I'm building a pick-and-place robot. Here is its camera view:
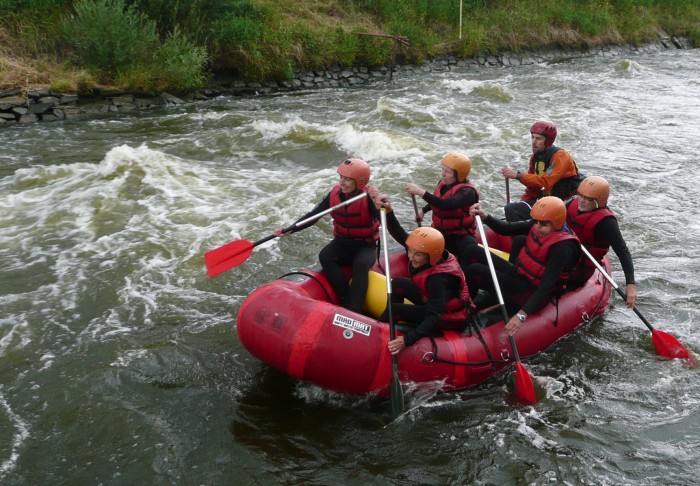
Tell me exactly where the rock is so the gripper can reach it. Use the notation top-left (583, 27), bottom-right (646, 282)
top-left (27, 88), bottom-right (50, 98)
top-left (160, 92), bottom-right (185, 105)
top-left (0, 88), bottom-right (22, 98)
top-left (0, 96), bottom-right (26, 110)
top-left (29, 102), bottom-right (56, 114)
top-left (100, 88), bottom-right (125, 96)
top-left (18, 114), bottom-right (39, 123)
top-left (60, 94), bottom-right (80, 104)
top-left (110, 95), bottom-right (136, 106)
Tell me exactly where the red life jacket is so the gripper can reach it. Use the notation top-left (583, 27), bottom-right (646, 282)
top-left (430, 181), bottom-right (478, 236)
top-left (567, 198), bottom-right (616, 268)
top-left (329, 186), bottom-right (379, 243)
top-left (409, 252), bottom-right (474, 328)
top-left (515, 227), bottom-right (579, 287)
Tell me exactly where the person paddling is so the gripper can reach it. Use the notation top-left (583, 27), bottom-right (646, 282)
top-left (465, 197), bottom-right (581, 336)
top-left (566, 176), bottom-right (636, 306)
top-left (501, 120), bottom-right (583, 222)
top-left (373, 195), bottom-right (474, 355)
top-left (406, 152), bottom-right (479, 259)
top-left (275, 158), bottom-right (381, 314)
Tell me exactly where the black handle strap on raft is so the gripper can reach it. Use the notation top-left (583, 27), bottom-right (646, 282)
top-left (550, 273), bottom-right (611, 327)
top-left (423, 315), bottom-right (510, 367)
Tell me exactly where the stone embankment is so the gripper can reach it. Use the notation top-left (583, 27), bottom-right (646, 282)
top-left (0, 35), bottom-right (690, 127)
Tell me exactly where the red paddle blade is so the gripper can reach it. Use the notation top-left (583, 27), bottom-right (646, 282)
top-left (514, 362), bottom-right (537, 404)
top-left (204, 239), bottom-right (254, 277)
top-left (651, 329), bottom-right (698, 365)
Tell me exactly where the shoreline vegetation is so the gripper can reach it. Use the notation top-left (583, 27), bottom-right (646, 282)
top-left (1, 0), bottom-right (699, 123)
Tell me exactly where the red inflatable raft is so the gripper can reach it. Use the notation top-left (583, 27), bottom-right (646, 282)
top-left (237, 245), bottom-right (612, 396)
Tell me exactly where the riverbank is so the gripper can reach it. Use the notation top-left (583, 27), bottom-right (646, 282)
top-left (0, 33), bottom-right (690, 128)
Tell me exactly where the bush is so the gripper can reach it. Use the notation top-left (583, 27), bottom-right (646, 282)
top-left (329, 27), bottom-right (359, 67)
top-left (63, 0), bottom-right (158, 73)
top-left (63, 0), bottom-right (208, 91)
top-left (149, 28), bottom-right (208, 91)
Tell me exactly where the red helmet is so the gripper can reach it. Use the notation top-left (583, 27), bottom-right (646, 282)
top-left (530, 120), bottom-right (557, 148)
top-left (530, 196), bottom-right (566, 230)
top-left (337, 158), bottom-right (370, 190)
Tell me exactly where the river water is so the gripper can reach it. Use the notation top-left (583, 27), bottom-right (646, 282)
top-left (1, 48), bottom-right (699, 484)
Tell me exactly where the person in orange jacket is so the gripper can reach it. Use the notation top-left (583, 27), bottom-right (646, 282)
top-left (501, 120), bottom-right (583, 222)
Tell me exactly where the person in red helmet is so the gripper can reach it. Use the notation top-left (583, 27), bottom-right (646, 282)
top-left (566, 176), bottom-right (637, 306)
top-left (373, 195), bottom-right (474, 354)
top-left (275, 158), bottom-right (380, 314)
top-left (406, 151), bottom-right (480, 258)
top-left (501, 120), bottom-right (583, 222)
top-left (465, 197), bottom-right (581, 336)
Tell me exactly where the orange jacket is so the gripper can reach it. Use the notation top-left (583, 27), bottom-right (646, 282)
top-left (520, 147), bottom-right (579, 201)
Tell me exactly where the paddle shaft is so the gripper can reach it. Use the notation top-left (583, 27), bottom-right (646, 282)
top-left (475, 215), bottom-right (521, 361)
top-left (505, 177), bottom-right (511, 204)
top-left (579, 244), bottom-right (655, 332)
top-left (204, 191), bottom-right (369, 277)
top-left (411, 194), bottom-right (422, 227)
top-left (244, 192), bottom-right (368, 250)
top-left (380, 208), bottom-right (404, 416)
top-left (282, 191), bottom-right (367, 233)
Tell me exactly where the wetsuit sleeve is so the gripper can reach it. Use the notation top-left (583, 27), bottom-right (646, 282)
top-left (288, 193), bottom-right (331, 233)
top-left (403, 274), bottom-right (451, 346)
top-left (422, 186), bottom-right (477, 210)
top-left (366, 193), bottom-right (381, 220)
top-left (384, 209), bottom-right (410, 247)
top-left (521, 240), bottom-right (580, 315)
top-left (596, 217), bottom-right (635, 285)
top-left (519, 149), bottom-right (577, 198)
top-left (484, 215), bottom-right (533, 236)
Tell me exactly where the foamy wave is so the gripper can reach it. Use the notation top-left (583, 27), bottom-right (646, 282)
top-left (0, 390), bottom-right (30, 477)
top-left (250, 116), bottom-right (334, 141)
top-left (442, 78), bottom-right (512, 102)
top-left (0, 144), bottom-right (254, 351)
top-left (334, 124), bottom-right (425, 163)
top-left (614, 59), bottom-right (644, 74)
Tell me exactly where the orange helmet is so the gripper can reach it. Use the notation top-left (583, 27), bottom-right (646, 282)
top-left (337, 158), bottom-right (370, 190)
top-left (530, 120), bottom-right (557, 148)
top-left (531, 196), bottom-right (567, 230)
top-left (405, 227), bottom-right (445, 266)
top-left (441, 152), bottom-right (471, 182)
top-left (578, 176), bottom-right (610, 208)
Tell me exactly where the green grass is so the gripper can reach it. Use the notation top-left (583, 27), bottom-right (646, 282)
top-left (1, 0), bottom-right (699, 93)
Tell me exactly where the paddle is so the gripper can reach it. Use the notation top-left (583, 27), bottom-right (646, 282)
top-left (505, 176), bottom-right (511, 204)
top-left (475, 215), bottom-right (537, 404)
top-left (380, 207), bottom-right (405, 417)
top-left (204, 192), bottom-right (367, 277)
top-left (410, 194), bottom-right (422, 227)
top-left (580, 245), bottom-right (697, 365)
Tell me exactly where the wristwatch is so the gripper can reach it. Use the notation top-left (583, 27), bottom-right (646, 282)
top-left (516, 313), bottom-right (527, 322)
